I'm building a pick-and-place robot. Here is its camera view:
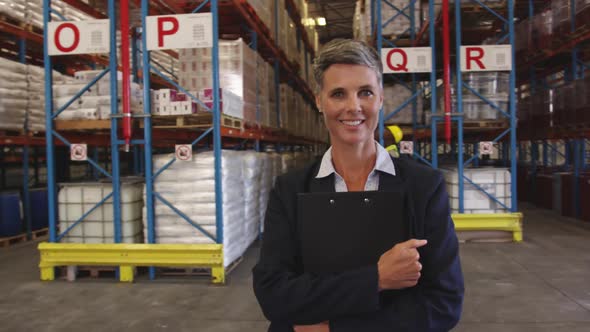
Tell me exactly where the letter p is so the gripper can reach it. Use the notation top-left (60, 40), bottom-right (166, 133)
top-left (158, 17), bottom-right (179, 48)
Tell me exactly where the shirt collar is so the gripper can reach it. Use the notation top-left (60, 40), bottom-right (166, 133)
top-left (315, 142), bottom-right (396, 178)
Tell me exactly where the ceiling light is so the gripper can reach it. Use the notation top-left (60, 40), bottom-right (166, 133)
top-left (316, 17), bottom-right (326, 26)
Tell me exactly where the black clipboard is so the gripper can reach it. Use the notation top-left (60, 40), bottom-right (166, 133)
top-left (297, 191), bottom-right (409, 274)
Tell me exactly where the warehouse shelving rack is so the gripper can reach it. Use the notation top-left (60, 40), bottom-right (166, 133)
top-left (515, 0), bottom-right (590, 220)
top-left (36, 0), bottom-right (324, 283)
top-left (0, 30), bottom-right (48, 241)
top-left (373, 0), bottom-right (522, 241)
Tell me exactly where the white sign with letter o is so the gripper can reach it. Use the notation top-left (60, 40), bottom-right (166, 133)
top-left (48, 20), bottom-right (110, 56)
top-left (175, 144), bottom-right (192, 161)
top-left (70, 144), bottom-right (88, 161)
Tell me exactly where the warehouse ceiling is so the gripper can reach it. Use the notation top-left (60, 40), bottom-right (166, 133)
top-left (306, 0), bottom-right (356, 45)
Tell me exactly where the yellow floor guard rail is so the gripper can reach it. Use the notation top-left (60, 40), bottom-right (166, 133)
top-left (38, 243), bottom-right (225, 283)
top-left (452, 212), bottom-right (523, 242)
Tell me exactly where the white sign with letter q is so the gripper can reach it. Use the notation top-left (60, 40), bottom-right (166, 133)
top-left (48, 20), bottom-right (110, 56)
top-left (146, 13), bottom-right (213, 50)
top-left (381, 47), bottom-right (432, 74)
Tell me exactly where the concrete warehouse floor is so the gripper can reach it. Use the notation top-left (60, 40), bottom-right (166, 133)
top-left (1, 204), bottom-right (590, 332)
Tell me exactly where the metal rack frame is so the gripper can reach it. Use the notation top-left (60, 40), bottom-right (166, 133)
top-left (34, 0), bottom-right (321, 283)
top-left (373, 0), bottom-right (522, 239)
top-left (43, 0), bottom-right (125, 245)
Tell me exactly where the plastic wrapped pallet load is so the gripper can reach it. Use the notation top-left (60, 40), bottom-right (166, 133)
top-left (442, 167), bottom-right (512, 242)
top-left (0, 58), bottom-right (27, 130)
top-left (259, 152), bottom-right (273, 232)
top-left (177, 38), bottom-right (257, 123)
top-left (441, 167), bottom-right (511, 214)
top-left (147, 151), bottom-right (247, 268)
top-left (383, 84), bottom-right (424, 125)
top-left (281, 151), bottom-right (296, 174)
top-left (242, 151), bottom-right (263, 246)
top-left (58, 180), bottom-right (144, 243)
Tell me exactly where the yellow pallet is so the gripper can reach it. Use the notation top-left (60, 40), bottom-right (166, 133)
top-left (38, 243), bottom-right (226, 284)
top-left (452, 212), bottom-right (523, 242)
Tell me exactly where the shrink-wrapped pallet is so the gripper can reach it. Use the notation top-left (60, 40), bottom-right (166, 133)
top-left (146, 151), bottom-right (247, 267)
top-left (242, 151), bottom-right (263, 245)
top-left (178, 39), bottom-right (257, 123)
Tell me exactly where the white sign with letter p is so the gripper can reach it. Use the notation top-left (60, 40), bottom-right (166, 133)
top-left (146, 13), bottom-right (213, 50)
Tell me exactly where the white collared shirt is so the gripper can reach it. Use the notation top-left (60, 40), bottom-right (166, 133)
top-left (315, 142), bottom-right (396, 192)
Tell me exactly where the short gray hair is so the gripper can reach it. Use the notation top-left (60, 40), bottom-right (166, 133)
top-left (312, 39), bottom-right (383, 92)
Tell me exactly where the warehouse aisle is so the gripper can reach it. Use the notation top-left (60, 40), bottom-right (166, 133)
top-left (1, 205), bottom-right (590, 332)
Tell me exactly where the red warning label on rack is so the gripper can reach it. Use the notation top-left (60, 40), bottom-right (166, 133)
top-left (48, 20), bottom-right (110, 56)
top-left (400, 141), bottom-right (414, 154)
top-left (70, 144), bottom-right (88, 161)
top-left (479, 141), bottom-right (494, 155)
top-left (381, 47), bottom-right (432, 73)
top-left (175, 144), bottom-right (192, 161)
top-left (460, 45), bottom-right (512, 72)
top-left (146, 13), bottom-right (213, 50)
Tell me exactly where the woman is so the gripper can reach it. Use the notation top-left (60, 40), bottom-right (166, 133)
top-left (253, 39), bottom-right (464, 332)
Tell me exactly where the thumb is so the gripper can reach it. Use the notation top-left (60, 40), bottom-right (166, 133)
top-left (402, 239), bottom-right (428, 249)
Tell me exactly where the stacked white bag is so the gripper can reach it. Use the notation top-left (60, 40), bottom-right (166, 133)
top-left (26, 64), bottom-right (61, 131)
top-left (0, 58), bottom-right (28, 131)
top-left (0, 0), bottom-right (91, 30)
top-left (259, 150), bottom-right (284, 233)
top-left (0, 57), bottom-right (66, 131)
top-left (258, 153), bottom-right (273, 232)
top-left (144, 148), bottom-right (308, 266)
top-left (145, 150), bottom-right (246, 267)
top-left (242, 151), bottom-right (262, 245)
top-left (281, 151), bottom-right (296, 174)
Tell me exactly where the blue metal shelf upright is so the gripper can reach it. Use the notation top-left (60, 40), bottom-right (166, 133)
top-left (373, 0), bottom-right (436, 168)
top-left (42, 0), bottom-right (123, 245)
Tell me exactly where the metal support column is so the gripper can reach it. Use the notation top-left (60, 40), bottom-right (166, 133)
top-left (140, 0), bottom-right (156, 279)
top-left (109, 0), bottom-right (122, 244)
top-left (429, 0), bottom-right (438, 168)
top-left (43, 0), bottom-right (57, 242)
top-left (18, 37), bottom-right (33, 239)
top-left (508, 0), bottom-right (518, 212)
top-left (543, 140), bottom-right (549, 167)
top-left (376, 0), bottom-right (384, 146)
top-left (211, 0), bottom-right (224, 248)
top-left (574, 139), bottom-right (582, 218)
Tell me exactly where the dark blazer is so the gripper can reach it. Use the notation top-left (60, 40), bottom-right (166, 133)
top-left (252, 156), bottom-right (464, 332)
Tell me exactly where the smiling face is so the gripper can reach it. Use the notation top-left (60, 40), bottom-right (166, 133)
top-left (317, 63), bottom-right (383, 148)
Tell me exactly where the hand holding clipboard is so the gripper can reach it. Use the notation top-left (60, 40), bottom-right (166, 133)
top-left (377, 239), bottom-right (427, 291)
